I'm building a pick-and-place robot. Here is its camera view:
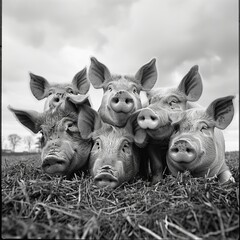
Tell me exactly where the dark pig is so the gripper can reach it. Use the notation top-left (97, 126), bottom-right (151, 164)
top-left (167, 96), bottom-right (235, 183)
top-left (88, 57), bottom-right (157, 127)
top-left (8, 96), bottom-right (91, 177)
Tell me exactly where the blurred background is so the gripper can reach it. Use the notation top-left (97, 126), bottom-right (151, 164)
top-left (2, 0), bottom-right (238, 152)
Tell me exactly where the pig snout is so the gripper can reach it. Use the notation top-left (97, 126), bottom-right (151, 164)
top-left (110, 91), bottom-right (134, 113)
top-left (94, 165), bottom-right (118, 188)
top-left (168, 140), bottom-right (197, 163)
top-left (137, 108), bottom-right (159, 129)
top-left (42, 156), bottom-right (68, 175)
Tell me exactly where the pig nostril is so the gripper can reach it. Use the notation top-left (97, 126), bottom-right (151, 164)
top-left (172, 147), bottom-right (179, 153)
top-left (125, 98), bottom-right (133, 104)
top-left (150, 116), bottom-right (157, 121)
top-left (139, 116), bottom-right (145, 121)
top-left (113, 98), bottom-right (119, 104)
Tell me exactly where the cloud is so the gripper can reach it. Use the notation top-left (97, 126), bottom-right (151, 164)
top-left (2, 0), bottom-right (238, 151)
top-left (3, 0), bottom-right (138, 51)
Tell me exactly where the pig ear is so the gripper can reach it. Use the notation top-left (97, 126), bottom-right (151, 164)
top-left (72, 67), bottom-right (90, 94)
top-left (177, 65), bottom-right (203, 102)
top-left (88, 57), bottom-right (112, 89)
top-left (168, 111), bottom-right (184, 125)
top-left (135, 58), bottom-right (157, 91)
top-left (66, 94), bottom-right (91, 108)
top-left (77, 105), bottom-right (102, 139)
top-left (206, 95), bottom-right (235, 130)
top-left (29, 72), bottom-right (51, 100)
top-left (126, 110), bottom-right (148, 147)
top-left (8, 105), bottom-right (42, 133)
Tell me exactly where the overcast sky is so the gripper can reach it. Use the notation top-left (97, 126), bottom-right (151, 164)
top-left (2, 0), bottom-right (239, 151)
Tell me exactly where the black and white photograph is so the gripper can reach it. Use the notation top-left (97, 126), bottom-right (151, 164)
top-left (2, 0), bottom-right (239, 239)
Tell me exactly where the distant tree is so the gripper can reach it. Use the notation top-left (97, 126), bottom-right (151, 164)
top-left (8, 134), bottom-right (21, 152)
top-left (24, 135), bottom-right (34, 152)
top-left (35, 135), bottom-right (42, 153)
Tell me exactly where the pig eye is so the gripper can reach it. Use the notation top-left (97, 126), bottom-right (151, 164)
top-left (132, 87), bottom-right (137, 94)
top-left (173, 124), bottom-right (180, 134)
top-left (122, 141), bottom-right (131, 154)
top-left (66, 122), bottom-right (79, 133)
top-left (200, 124), bottom-right (209, 133)
top-left (169, 99), bottom-right (178, 109)
top-left (67, 88), bottom-right (74, 94)
top-left (108, 86), bottom-right (113, 92)
top-left (48, 91), bottom-right (53, 96)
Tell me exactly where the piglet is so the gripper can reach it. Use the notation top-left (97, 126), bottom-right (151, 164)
top-left (88, 57), bottom-right (157, 127)
top-left (167, 95), bottom-right (235, 183)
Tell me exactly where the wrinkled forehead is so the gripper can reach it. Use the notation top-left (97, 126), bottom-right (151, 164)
top-left (180, 109), bottom-right (213, 127)
top-left (148, 87), bottom-right (186, 102)
top-left (108, 75), bottom-right (140, 89)
top-left (92, 124), bottom-right (134, 142)
top-left (42, 109), bottom-right (77, 127)
top-left (49, 83), bottom-right (74, 92)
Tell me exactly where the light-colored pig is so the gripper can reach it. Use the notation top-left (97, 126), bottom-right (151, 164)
top-left (75, 104), bottom-right (147, 188)
top-left (167, 95), bottom-right (235, 183)
top-left (88, 57), bottom-right (157, 127)
top-left (136, 65), bottom-right (203, 183)
top-left (30, 67), bottom-right (91, 110)
top-left (8, 96), bottom-right (91, 177)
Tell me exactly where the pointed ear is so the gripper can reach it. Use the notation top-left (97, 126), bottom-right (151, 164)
top-left (77, 105), bottom-right (102, 139)
top-left (206, 95), bottom-right (235, 129)
top-left (126, 110), bottom-right (148, 147)
top-left (8, 105), bottom-right (42, 133)
top-left (88, 57), bottom-right (112, 89)
top-left (29, 72), bottom-right (51, 100)
top-left (135, 58), bottom-right (157, 91)
top-left (72, 67), bottom-right (90, 94)
top-left (168, 111), bottom-right (184, 125)
top-left (177, 65), bottom-right (203, 101)
top-left (66, 94), bottom-right (91, 109)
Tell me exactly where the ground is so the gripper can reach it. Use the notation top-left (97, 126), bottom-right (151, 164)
top-left (1, 151), bottom-right (239, 239)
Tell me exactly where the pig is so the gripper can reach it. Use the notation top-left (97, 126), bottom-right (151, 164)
top-left (136, 65), bottom-right (203, 183)
top-left (8, 95), bottom-right (92, 177)
top-left (88, 56), bottom-right (158, 127)
top-left (75, 103), bottom-right (147, 188)
top-left (29, 66), bottom-right (91, 110)
top-left (166, 95), bottom-right (235, 183)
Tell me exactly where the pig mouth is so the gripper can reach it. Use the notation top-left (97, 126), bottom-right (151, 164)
top-left (94, 172), bottom-right (119, 188)
top-left (147, 123), bottom-right (172, 138)
top-left (42, 155), bottom-right (69, 175)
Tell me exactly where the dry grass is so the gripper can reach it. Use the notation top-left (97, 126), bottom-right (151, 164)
top-left (1, 152), bottom-right (239, 239)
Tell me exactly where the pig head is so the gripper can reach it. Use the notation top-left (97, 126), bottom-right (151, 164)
top-left (167, 95), bottom-right (235, 183)
top-left (8, 97), bottom-right (92, 177)
top-left (136, 65), bottom-right (203, 183)
top-left (88, 57), bottom-right (157, 127)
top-left (76, 104), bottom-right (147, 188)
top-left (30, 66), bottom-right (91, 110)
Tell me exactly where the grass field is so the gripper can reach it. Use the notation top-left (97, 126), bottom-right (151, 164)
top-left (2, 151), bottom-right (239, 239)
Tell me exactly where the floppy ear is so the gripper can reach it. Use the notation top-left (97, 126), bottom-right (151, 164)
top-left (66, 94), bottom-right (91, 109)
top-left (126, 110), bottom-right (148, 147)
top-left (206, 95), bottom-right (235, 129)
top-left (77, 105), bottom-right (102, 139)
top-left (72, 67), bottom-right (90, 94)
top-left (29, 72), bottom-right (51, 100)
top-left (8, 105), bottom-right (43, 133)
top-left (177, 65), bottom-right (203, 101)
top-left (88, 57), bottom-right (112, 89)
top-left (135, 58), bottom-right (157, 91)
